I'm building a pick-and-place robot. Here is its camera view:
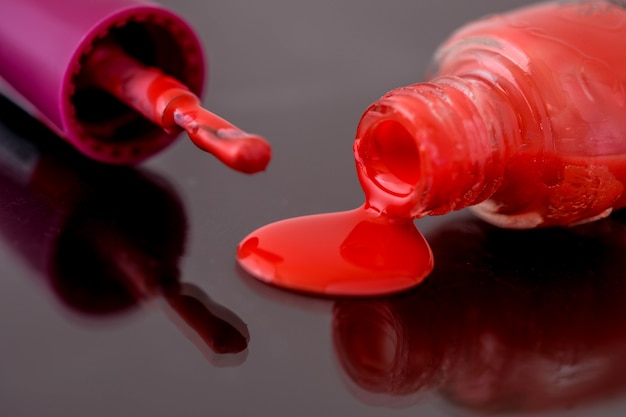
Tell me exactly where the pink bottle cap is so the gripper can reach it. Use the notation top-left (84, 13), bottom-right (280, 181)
top-left (0, 0), bottom-right (205, 164)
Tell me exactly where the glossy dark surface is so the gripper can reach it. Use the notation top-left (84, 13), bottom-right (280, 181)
top-left (3, 1), bottom-right (626, 416)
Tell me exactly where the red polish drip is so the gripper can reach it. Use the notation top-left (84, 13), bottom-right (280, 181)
top-left (85, 43), bottom-right (271, 173)
top-left (238, 1), bottom-right (626, 296)
top-left (238, 207), bottom-right (432, 296)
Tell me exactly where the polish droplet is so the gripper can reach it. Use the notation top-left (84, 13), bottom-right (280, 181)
top-left (237, 206), bottom-right (433, 297)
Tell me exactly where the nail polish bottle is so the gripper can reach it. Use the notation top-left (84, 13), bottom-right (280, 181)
top-left (355, 0), bottom-right (626, 228)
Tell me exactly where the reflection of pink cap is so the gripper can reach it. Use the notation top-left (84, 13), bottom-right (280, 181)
top-left (0, 0), bottom-right (205, 164)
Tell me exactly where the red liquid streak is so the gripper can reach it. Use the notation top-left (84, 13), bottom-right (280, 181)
top-left (86, 43), bottom-right (271, 173)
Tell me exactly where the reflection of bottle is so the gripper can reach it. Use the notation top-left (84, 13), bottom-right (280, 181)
top-left (333, 212), bottom-right (626, 411)
top-left (0, 94), bottom-right (249, 365)
top-left (355, 1), bottom-right (626, 227)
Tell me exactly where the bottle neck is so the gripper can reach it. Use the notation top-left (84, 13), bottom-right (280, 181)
top-left (354, 74), bottom-right (524, 218)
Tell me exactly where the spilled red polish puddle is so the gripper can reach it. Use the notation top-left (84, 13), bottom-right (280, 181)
top-left (237, 205), bottom-right (433, 297)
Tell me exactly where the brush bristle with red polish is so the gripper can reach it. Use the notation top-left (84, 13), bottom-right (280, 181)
top-left (171, 103), bottom-right (272, 174)
top-left (85, 42), bottom-right (271, 173)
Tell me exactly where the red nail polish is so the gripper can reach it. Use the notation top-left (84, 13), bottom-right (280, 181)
top-left (238, 1), bottom-right (626, 296)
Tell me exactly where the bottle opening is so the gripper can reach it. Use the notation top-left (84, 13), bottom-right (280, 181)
top-left (363, 119), bottom-right (421, 196)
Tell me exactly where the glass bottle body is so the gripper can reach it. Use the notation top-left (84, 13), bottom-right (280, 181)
top-left (355, 1), bottom-right (626, 228)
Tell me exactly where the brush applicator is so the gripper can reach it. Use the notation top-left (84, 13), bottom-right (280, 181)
top-left (0, 0), bottom-right (270, 172)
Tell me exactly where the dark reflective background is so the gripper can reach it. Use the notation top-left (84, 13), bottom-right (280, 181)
top-left (3, 1), bottom-right (626, 416)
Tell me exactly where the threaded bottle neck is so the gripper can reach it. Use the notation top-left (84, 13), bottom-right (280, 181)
top-left (354, 74), bottom-right (524, 218)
